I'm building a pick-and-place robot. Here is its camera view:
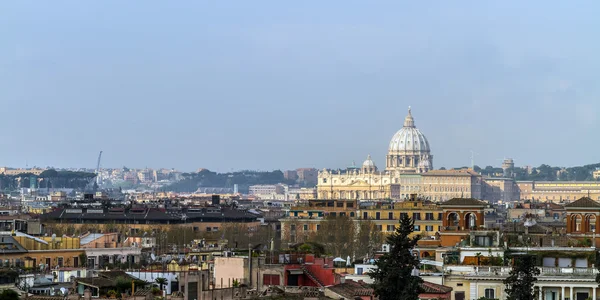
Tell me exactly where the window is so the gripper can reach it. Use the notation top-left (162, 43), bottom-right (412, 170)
top-left (337, 202), bottom-right (344, 207)
top-left (357, 268), bottom-right (363, 275)
top-left (376, 212), bottom-right (381, 220)
top-left (425, 213), bottom-right (434, 220)
top-left (303, 224), bottom-right (308, 231)
top-left (290, 224), bottom-right (296, 231)
top-left (484, 288), bottom-right (495, 299)
top-left (363, 212), bottom-right (368, 219)
top-left (330, 212), bottom-right (336, 217)
top-left (350, 212), bottom-right (355, 217)
top-left (340, 212), bottom-right (346, 217)
top-left (400, 213), bottom-right (408, 219)
top-left (387, 225), bottom-right (395, 232)
top-left (425, 225), bottom-right (433, 232)
top-left (414, 225), bottom-right (420, 231)
top-left (316, 225), bottom-right (320, 231)
top-left (388, 212), bottom-right (394, 220)
top-left (376, 225), bottom-right (382, 231)
top-left (57, 257), bottom-right (64, 267)
top-left (413, 213), bottom-right (421, 220)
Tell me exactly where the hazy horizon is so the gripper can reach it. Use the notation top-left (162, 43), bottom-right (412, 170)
top-left (2, 1), bottom-right (600, 172)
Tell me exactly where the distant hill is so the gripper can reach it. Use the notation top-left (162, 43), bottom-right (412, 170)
top-left (163, 169), bottom-right (296, 193)
top-left (468, 163), bottom-right (600, 181)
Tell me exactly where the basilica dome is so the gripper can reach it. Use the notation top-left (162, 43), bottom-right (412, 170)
top-left (386, 107), bottom-right (433, 173)
top-left (388, 108), bottom-right (431, 152)
top-left (362, 154), bottom-right (375, 168)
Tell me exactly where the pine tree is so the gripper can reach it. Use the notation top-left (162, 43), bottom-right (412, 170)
top-left (369, 214), bottom-right (422, 300)
top-left (504, 254), bottom-right (540, 300)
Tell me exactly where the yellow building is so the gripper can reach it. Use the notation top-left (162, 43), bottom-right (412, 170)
top-left (280, 197), bottom-right (442, 243)
top-left (360, 197), bottom-right (443, 238)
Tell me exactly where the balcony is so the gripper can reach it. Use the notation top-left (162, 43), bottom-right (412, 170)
top-left (449, 266), bottom-right (599, 277)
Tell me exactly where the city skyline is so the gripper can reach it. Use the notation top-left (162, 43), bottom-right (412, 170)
top-left (2, 1), bottom-right (600, 172)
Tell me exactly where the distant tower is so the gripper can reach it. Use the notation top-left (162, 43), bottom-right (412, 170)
top-left (502, 158), bottom-right (515, 178)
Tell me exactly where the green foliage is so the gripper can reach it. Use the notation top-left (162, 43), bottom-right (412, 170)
top-left (232, 279), bottom-right (240, 288)
top-left (79, 253), bottom-right (88, 267)
top-left (164, 169), bottom-right (296, 192)
top-left (0, 289), bottom-right (20, 300)
top-left (155, 278), bottom-right (167, 291)
top-left (107, 290), bottom-right (118, 298)
top-left (504, 254), bottom-right (540, 300)
top-left (292, 242), bottom-right (326, 257)
top-left (369, 214), bottom-right (423, 300)
top-left (150, 287), bottom-right (161, 295)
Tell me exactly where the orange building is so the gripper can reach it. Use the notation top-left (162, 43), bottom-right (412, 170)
top-left (439, 198), bottom-right (486, 247)
top-left (565, 197), bottom-right (600, 246)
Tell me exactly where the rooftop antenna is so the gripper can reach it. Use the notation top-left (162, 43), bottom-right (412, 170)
top-left (470, 150), bottom-right (478, 169)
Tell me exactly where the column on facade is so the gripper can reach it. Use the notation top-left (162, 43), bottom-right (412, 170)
top-left (570, 286), bottom-right (573, 300)
top-left (561, 286), bottom-right (565, 300)
top-left (594, 286), bottom-right (597, 300)
top-left (538, 285), bottom-right (542, 300)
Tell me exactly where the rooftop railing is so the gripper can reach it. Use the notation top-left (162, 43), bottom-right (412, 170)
top-left (448, 266), bottom-right (598, 277)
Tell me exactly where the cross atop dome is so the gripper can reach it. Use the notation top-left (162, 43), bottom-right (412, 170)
top-left (404, 106), bottom-right (415, 128)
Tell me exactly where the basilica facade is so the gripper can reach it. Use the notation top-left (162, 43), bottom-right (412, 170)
top-left (317, 108), bottom-right (437, 200)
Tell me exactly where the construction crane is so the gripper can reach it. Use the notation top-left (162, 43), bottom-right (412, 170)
top-left (95, 151), bottom-right (103, 186)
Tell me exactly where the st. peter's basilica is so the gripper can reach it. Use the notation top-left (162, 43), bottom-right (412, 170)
top-left (317, 107), bottom-right (437, 200)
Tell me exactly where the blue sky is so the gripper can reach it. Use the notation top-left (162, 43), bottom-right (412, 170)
top-left (1, 1), bottom-right (599, 172)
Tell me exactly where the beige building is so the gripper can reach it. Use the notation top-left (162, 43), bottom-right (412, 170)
top-left (421, 169), bottom-right (482, 202)
top-left (593, 169), bottom-right (600, 180)
top-left (517, 181), bottom-right (600, 203)
top-left (482, 177), bottom-right (516, 203)
top-left (0, 167), bottom-right (46, 176)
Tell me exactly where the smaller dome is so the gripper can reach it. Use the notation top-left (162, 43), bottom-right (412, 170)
top-left (363, 155), bottom-right (376, 168)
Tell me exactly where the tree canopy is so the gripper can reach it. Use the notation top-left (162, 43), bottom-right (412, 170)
top-left (369, 214), bottom-right (422, 300)
top-left (504, 254), bottom-right (540, 300)
top-left (164, 170), bottom-right (296, 192)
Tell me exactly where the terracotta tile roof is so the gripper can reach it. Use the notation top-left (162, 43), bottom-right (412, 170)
top-left (420, 281), bottom-right (452, 294)
top-left (565, 197), bottom-right (600, 208)
top-left (441, 198), bottom-right (487, 206)
top-left (327, 280), bottom-right (373, 298)
top-left (422, 169), bottom-right (480, 176)
top-left (75, 277), bottom-right (115, 288)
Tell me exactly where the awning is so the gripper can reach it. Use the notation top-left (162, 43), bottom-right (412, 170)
top-left (287, 269), bottom-right (304, 275)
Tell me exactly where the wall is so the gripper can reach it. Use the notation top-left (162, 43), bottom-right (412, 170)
top-left (213, 257), bottom-right (247, 288)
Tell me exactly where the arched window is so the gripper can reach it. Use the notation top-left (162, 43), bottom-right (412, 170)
top-left (588, 215), bottom-right (596, 233)
top-left (465, 213), bottom-right (477, 229)
top-left (447, 212), bottom-right (459, 227)
top-left (574, 215), bottom-right (583, 232)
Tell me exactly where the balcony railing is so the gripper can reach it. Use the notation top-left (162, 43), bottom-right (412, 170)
top-left (452, 266), bottom-right (599, 277)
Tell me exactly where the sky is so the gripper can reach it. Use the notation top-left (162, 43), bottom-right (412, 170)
top-left (2, 1), bottom-right (600, 172)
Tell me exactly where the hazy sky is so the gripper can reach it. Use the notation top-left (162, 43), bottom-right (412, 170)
top-left (2, 1), bottom-right (599, 172)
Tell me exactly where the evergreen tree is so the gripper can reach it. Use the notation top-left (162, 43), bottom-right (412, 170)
top-left (369, 214), bottom-right (422, 300)
top-left (504, 254), bottom-right (540, 300)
